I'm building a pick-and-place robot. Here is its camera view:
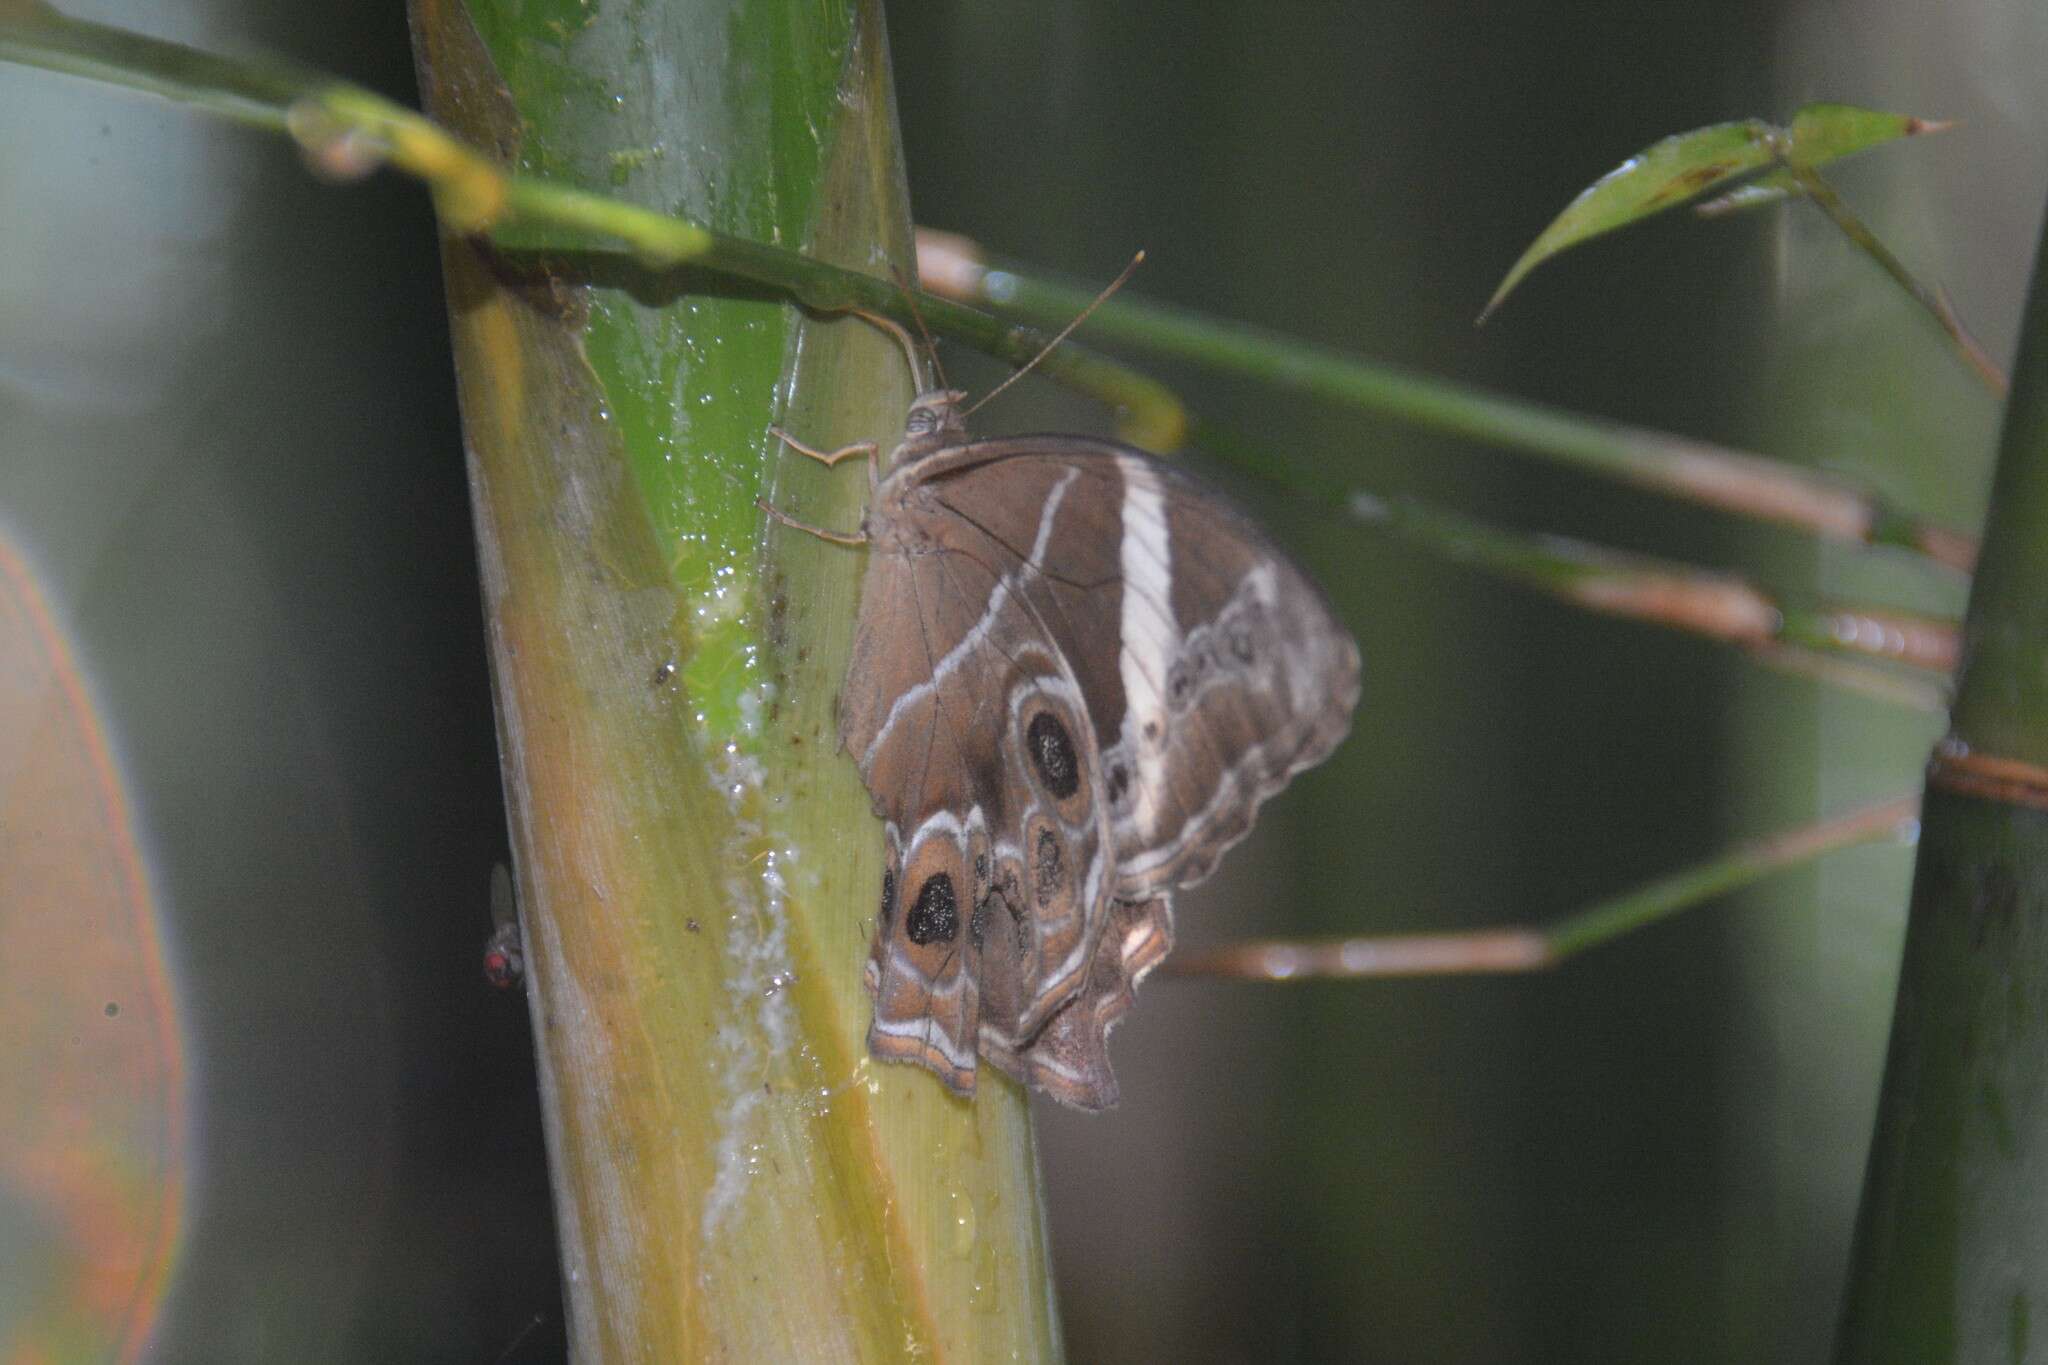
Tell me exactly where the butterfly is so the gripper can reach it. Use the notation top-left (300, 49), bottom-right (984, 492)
top-left (763, 317), bottom-right (1360, 1109)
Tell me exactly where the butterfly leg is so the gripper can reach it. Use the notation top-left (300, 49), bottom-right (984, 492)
top-left (760, 427), bottom-right (878, 543)
top-left (769, 427), bottom-right (882, 491)
top-left (755, 496), bottom-right (867, 546)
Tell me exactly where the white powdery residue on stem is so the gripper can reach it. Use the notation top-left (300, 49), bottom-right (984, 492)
top-left (701, 712), bottom-right (802, 1238)
top-left (735, 678), bottom-right (777, 738)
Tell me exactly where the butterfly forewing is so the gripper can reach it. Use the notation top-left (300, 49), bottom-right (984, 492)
top-left (916, 441), bottom-right (1361, 895)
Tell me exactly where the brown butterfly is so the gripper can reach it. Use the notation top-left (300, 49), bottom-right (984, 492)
top-left (764, 317), bottom-right (1359, 1108)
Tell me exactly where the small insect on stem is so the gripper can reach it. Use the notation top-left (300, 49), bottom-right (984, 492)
top-left (482, 862), bottom-right (525, 989)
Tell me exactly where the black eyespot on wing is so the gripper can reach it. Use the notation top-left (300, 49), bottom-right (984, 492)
top-left (1107, 760), bottom-right (1132, 803)
top-left (907, 873), bottom-right (959, 945)
top-left (879, 868), bottom-right (897, 929)
top-left (1026, 711), bottom-right (1080, 799)
top-left (969, 897), bottom-right (991, 951)
top-left (1033, 828), bottom-right (1063, 906)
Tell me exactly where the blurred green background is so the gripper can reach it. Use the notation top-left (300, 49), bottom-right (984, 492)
top-left (2, 1), bottom-right (2042, 1361)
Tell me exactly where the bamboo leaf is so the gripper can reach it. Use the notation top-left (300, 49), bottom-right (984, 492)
top-left (1482, 118), bottom-right (1778, 320)
top-left (1483, 103), bottom-right (1949, 320)
top-left (1784, 103), bottom-right (1950, 173)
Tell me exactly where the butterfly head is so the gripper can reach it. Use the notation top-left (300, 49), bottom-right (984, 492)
top-left (891, 389), bottom-right (971, 467)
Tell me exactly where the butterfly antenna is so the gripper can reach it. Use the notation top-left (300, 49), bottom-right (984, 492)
top-left (891, 265), bottom-right (951, 391)
top-left (849, 307), bottom-right (932, 392)
top-left (964, 249), bottom-right (1145, 419)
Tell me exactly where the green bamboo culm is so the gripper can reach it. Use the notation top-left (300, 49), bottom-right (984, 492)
top-left (1832, 198), bottom-right (2048, 1362)
top-left (403, 1), bottom-right (1061, 1358)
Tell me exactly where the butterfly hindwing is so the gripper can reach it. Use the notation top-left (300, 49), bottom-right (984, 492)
top-left (842, 461), bottom-right (1117, 1101)
top-left (981, 894), bottom-right (1174, 1109)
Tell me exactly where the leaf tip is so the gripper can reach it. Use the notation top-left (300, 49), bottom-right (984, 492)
top-left (1477, 258), bottom-right (1533, 326)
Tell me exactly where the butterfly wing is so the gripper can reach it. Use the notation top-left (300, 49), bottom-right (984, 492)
top-left (842, 455), bottom-right (1118, 1105)
top-left (977, 894), bottom-right (1174, 1110)
top-left (841, 438), bottom-right (1360, 1108)
top-left (902, 439), bottom-right (1362, 896)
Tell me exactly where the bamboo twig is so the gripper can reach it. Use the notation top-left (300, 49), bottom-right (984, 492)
top-left (918, 229), bottom-right (1980, 572)
top-left (0, 8), bottom-right (1980, 578)
top-left (1783, 161), bottom-right (2009, 398)
top-left (1191, 412), bottom-right (1957, 709)
top-left (1347, 494), bottom-right (1958, 686)
top-left (1739, 645), bottom-right (1950, 712)
top-left (0, 2), bottom-right (1187, 449)
top-left (0, 7), bottom-right (1969, 713)
top-left (1168, 794), bottom-right (1920, 980)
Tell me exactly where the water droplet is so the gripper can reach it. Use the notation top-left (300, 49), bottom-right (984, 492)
top-left (947, 1187), bottom-right (976, 1256)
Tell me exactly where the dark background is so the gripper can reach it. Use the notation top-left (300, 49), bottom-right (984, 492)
top-left (2, 1), bottom-right (2039, 1360)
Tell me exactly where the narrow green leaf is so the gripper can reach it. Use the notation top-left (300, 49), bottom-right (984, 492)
top-left (1484, 102), bottom-right (1949, 320)
top-left (1481, 118), bottom-right (1777, 321)
top-left (1783, 101), bottom-right (1950, 171)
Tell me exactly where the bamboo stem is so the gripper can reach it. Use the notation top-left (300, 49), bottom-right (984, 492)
top-left (1833, 186), bottom-right (2048, 1363)
top-left (407, 0), bottom-right (1060, 1356)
